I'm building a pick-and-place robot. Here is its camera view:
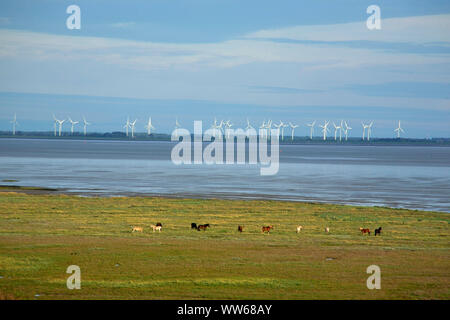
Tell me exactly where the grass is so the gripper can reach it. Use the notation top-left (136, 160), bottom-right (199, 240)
top-left (0, 192), bottom-right (448, 299)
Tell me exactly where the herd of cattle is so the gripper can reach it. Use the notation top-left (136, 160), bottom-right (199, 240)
top-left (131, 223), bottom-right (382, 236)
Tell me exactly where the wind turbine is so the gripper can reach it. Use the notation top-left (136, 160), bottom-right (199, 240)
top-left (289, 122), bottom-right (299, 141)
top-left (274, 121), bottom-right (287, 140)
top-left (175, 117), bottom-right (181, 130)
top-left (265, 119), bottom-right (273, 140)
top-left (332, 121), bottom-right (342, 141)
top-left (145, 117), bottom-right (155, 135)
top-left (56, 119), bottom-right (65, 136)
top-left (361, 122), bottom-right (369, 140)
top-left (246, 118), bottom-right (253, 131)
top-left (394, 120), bottom-right (405, 138)
top-left (68, 117), bottom-right (79, 135)
top-left (10, 113), bottom-right (18, 135)
top-left (224, 120), bottom-right (233, 139)
top-left (319, 121), bottom-right (330, 140)
top-left (245, 118), bottom-right (254, 136)
top-left (82, 116), bottom-right (90, 136)
top-left (53, 115), bottom-right (65, 136)
top-left (259, 120), bottom-right (266, 139)
top-left (343, 121), bottom-right (352, 141)
top-left (307, 121), bottom-right (316, 139)
top-left (52, 114), bottom-right (58, 136)
top-left (210, 117), bottom-right (221, 137)
top-left (130, 119), bottom-right (137, 138)
top-left (367, 121), bottom-right (374, 141)
top-left (217, 120), bottom-right (225, 136)
top-left (123, 116), bottom-right (130, 137)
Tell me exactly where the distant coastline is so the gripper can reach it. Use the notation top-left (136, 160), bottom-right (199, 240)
top-left (1, 131), bottom-right (449, 146)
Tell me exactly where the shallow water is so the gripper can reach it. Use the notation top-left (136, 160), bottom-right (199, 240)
top-left (0, 139), bottom-right (449, 212)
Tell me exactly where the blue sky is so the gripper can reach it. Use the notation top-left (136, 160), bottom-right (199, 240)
top-left (0, 0), bottom-right (449, 137)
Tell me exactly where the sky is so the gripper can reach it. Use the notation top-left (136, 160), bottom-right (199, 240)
top-left (0, 0), bottom-right (449, 138)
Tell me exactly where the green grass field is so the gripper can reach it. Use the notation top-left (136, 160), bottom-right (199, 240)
top-left (0, 192), bottom-right (448, 299)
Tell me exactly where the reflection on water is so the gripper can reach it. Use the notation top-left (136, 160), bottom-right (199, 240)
top-left (0, 139), bottom-right (449, 212)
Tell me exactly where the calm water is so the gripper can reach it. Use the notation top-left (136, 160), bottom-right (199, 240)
top-left (0, 139), bottom-right (449, 212)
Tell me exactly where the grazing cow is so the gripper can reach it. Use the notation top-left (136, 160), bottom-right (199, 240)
top-left (238, 225), bottom-right (244, 233)
top-left (191, 223), bottom-right (198, 230)
top-left (296, 225), bottom-right (303, 233)
top-left (325, 227), bottom-right (330, 233)
top-left (156, 222), bottom-right (162, 227)
top-left (131, 226), bottom-right (143, 233)
top-left (262, 225), bottom-right (273, 233)
top-left (197, 224), bottom-right (210, 231)
top-left (360, 227), bottom-right (371, 236)
top-left (150, 224), bottom-right (162, 232)
top-left (374, 227), bottom-right (382, 236)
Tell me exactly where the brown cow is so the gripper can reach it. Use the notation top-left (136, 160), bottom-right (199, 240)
top-left (360, 227), bottom-right (370, 236)
top-left (238, 225), bottom-right (244, 232)
top-left (197, 224), bottom-right (210, 231)
top-left (262, 225), bottom-right (273, 233)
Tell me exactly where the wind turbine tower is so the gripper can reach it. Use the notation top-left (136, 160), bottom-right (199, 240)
top-left (210, 117), bottom-right (221, 137)
top-left (394, 120), bottom-right (405, 138)
top-left (68, 117), bottom-right (79, 135)
top-left (130, 119), bottom-right (137, 138)
top-left (343, 121), bottom-right (352, 141)
top-left (123, 117), bottom-right (130, 137)
top-left (361, 122), bottom-right (369, 140)
top-left (56, 119), bottom-right (65, 136)
top-left (82, 116), bottom-right (90, 136)
top-left (10, 113), bottom-right (18, 135)
top-left (307, 121), bottom-right (316, 140)
top-left (367, 121), bottom-right (373, 141)
top-left (175, 117), bottom-right (181, 130)
top-left (319, 121), bottom-right (330, 141)
top-left (52, 114), bottom-right (58, 136)
top-left (289, 122), bottom-right (299, 141)
top-left (225, 120), bottom-right (233, 139)
top-left (275, 121), bottom-right (287, 140)
top-left (259, 120), bottom-right (266, 139)
top-left (333, 121), bottom-right (342, 141)
top-left (145, 117), bottom-right (155, 135)
top-left (266, 120), bottom-right (273, 140)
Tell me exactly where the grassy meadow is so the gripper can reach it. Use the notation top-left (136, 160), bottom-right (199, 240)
top-left (0, 191), bottom-right (448, 299)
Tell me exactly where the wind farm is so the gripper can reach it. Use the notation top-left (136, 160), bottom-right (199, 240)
top-left (2, 114), bottom-right (449, 146)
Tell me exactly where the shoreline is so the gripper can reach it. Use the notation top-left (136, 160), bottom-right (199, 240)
top-left (0, 185), bottom-right (445, 214)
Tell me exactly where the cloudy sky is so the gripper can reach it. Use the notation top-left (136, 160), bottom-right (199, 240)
top-left (0, 0), bottom-right (449, 137)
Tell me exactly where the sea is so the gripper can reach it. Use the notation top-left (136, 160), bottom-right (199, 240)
top-left (0, 138), bottom-right (449, 212)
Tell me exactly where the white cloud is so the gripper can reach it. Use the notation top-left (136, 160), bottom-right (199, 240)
top-left (0, 15), bottom-right (449, 111)
top-left (0, 20), bottom-right (448, 73)
top-left (244, 14), bottom-right (450, 44)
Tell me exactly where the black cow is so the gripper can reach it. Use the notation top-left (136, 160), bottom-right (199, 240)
top-left (374, 227), bottom-right (382, 236)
